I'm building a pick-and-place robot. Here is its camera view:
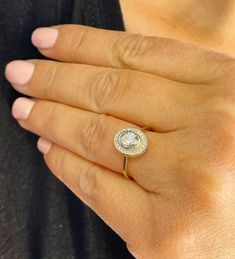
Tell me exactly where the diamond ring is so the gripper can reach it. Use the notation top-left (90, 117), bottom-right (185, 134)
top-left (114, 127), bottom-right (149, 179)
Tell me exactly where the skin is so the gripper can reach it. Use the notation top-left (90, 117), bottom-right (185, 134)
top-left (119, 0), bottom-right (235, 55)
top-left (4, 2), bottom-right (235, 259)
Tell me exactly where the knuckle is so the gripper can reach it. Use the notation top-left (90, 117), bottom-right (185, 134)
top-left (39, 62), bottom-right (60, 97)
top-left (182, 162), bottom-right (219, 199)
top-left (196, 95), bottom-right (235, 165)
top-left (46, 148), bottom-right (81, 192)
top-left (69, 29), bottom-right (88, 60)
top-left (76, 114), bottom-right (108, 159)
top-left (87, 70), bottom-right (129, 111)
top-left (215, 129), bottom-right (235, 164)
top-left (40, 103), bottom-right (58, 135)
top-left (201, 125), bottom-right (235, 170)
top-left (47, 147), bottom-right (69, 182)
top-left (113, 34), bottom-right (156, 66)
top-left (79, 163), bottom-right (100, 201)
top-left (208, 107), bottom-right (235, 158)
top-left (184, 164), bottom-right (231, 215)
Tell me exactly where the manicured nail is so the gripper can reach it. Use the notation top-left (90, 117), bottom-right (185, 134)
top-left (5, 60), bottom-right (35, 85)
top-left (12, 97), bottom-right (35, 120)
top-left (37, 137), bottom-right (52, 155)
top-left (32, 28), bottom-right (59, 49)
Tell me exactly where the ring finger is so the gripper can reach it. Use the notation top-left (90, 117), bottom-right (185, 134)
top-left (12, 97), bottom-right (176, 191)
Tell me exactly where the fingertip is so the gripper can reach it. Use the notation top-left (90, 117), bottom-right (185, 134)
top-left (37, 137), bottom-right (53, 155)
top-left (12, 97), bottom-right (36, 120)
top-left (32, 27), bottom-right (59, 49)
top-left (5, 60), bottom-right (35, 86)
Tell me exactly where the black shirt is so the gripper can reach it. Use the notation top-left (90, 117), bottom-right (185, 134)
top-left (0, 0), bottom-right (134, 258)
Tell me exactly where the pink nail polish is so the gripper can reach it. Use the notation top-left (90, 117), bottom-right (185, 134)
top-left (5, 60), bottom-right (35, 85)
top-left (32, 28), bottom-right (59, 49)
top-left (37, 137), bottom-right (52, 155)
top-left (12, 97), bottom-right (35, 120)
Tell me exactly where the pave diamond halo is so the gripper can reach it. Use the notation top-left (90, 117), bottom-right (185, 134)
top-left (114, 128), bottom-right (148, 157)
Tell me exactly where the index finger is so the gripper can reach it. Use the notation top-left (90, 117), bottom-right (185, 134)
top-left (31, 24), bottom-right (229, 83)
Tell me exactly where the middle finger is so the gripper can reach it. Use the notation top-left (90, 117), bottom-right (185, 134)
top-left (6, 60), bottom-right (197, 132)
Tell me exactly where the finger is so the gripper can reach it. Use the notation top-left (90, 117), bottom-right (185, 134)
top-left (12, 98), bottom-right (176, 192)
top-left (38, 137), bottom-right (156, 246)
top-left (6, 59), bottom-right (193, 132)
top-left (31, 25), bottom-right (229, 83)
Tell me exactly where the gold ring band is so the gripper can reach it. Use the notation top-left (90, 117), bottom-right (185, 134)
top-left (123, 156), bottom-right (130, 179)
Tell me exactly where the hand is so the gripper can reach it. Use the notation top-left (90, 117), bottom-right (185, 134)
top-left (5, 25), bottom-right (235, 258)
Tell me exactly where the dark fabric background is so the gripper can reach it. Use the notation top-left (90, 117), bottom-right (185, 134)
top-left (0, 0), bottom-right (134, 258)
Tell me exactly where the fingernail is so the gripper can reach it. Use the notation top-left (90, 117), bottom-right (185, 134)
top-left (37, 137), bottom-right (52, 155)
top-left (32, 27), bottom-right (59, 49)
top-left (12, 97), bottom-right (35, 120)
top-left (5, 60), bottom-right (35, 85)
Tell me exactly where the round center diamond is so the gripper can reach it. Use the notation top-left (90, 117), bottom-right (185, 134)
top-left (120, 132), bottom-right (140, 149)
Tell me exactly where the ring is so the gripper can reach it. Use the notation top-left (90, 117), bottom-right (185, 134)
top-left (114, 127), bottom-right (149, 180)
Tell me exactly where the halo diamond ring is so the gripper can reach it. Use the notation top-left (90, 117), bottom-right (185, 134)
top-left (114, 127), bottom-right (149, 179)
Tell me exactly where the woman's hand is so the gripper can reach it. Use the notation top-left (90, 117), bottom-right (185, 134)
top-left (5, 25), bottom-right (235, 258)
